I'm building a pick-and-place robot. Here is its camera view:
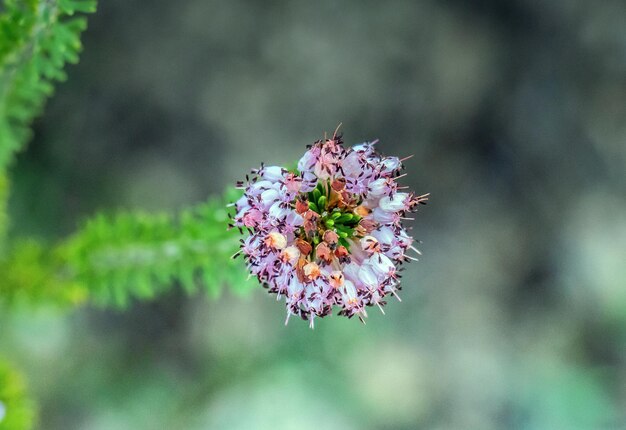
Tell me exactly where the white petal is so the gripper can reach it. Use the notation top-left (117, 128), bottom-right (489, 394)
top-left (285, 211), bottom-right (304, 227)
top-left (379, 193), bottom-right (408, 212)
top-left (269, 201), bottom-right (289, 219)
top-left (366, 254), bottom-right (395, 279)
top-left (260, 189), bottom-right (280, 208)
top-left (249, 180), bottom-right (273, 195)
top-left (262, 166), bottom-right (285, 182)
top-left (358, 264), bottom-right (379, 289)
top-left (372, 207), bottom-right (397, 224)
top-left (372, 226), bottom-right (396, 246)
top-left (297, 150), bottom-right (317, 173)
top-left (367, 178), bottom-right (388, 198)
top-left (342, 262), bottom-right (361, 282)
top-left (380, 156), bottom-right (401, 174)
top-left (340, 151), bottom-right (362, 177)
top-left (342, 280), bottom-right (358, 303)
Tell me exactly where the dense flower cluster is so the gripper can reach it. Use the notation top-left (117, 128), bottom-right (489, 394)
top-left (230, 131), bottom-right (428, 327)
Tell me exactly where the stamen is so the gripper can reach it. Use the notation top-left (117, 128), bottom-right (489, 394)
top-left (409, 245), bottom-right (422, 255)
top-left (392, 290), bottom-right (402, 302)
top-left (333, 122), bottom-right (343, 138)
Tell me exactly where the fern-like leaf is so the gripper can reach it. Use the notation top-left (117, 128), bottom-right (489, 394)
top-left (61, 198), bottom-right (251, 307)
top-left (0, 1), bottom-right (255, 309)
top-left (0, 238), bottom-right (86, 306)
top-left (0, 0), bottom-right (96, 169)
top-left (1, 196), bottom-right (252, 308)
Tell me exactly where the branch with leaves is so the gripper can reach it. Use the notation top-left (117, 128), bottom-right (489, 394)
top-left (0, 0), bottom-right (96, 169)
top-left (0, 193), bottom-right (250, 308)
top-left (0, 0), bottom-right (253, 309)
top-left (0, 1), bottom-right (99, 426)
top-left (0, 1), bottom-right (255, 428)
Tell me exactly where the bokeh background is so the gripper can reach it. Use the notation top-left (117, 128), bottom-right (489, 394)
top-left (2, 0), bottom-right (626, 428)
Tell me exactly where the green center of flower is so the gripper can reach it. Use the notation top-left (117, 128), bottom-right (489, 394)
top-left (301, 181), bottom-right (362, 250)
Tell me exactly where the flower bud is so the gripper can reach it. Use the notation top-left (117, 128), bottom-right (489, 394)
top-left (334, 245), bottom-right (350, 263)
top-left (322, 230), bottom-right (339, 246)
top-left (295, 238), bottom-right (313, 256)
top-left (315, 242), bottom-right (333, 263)
top-left (331, 177), bottom-right (346, 192)
top-left (354, 205), bottom-right (371, 217)
top-left (295, 198), bottom-right (309, 214)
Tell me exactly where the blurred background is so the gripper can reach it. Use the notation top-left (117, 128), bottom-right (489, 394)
top-left (1, 0), bottom-right (625, 428)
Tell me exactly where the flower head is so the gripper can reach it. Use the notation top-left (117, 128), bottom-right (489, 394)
top-left (231, 130), bottom-right (428, 327)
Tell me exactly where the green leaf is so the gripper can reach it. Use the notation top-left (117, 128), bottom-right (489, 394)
top-left (59, 0), bottom-right (97, 14)
top-left (0, 0), bottom-right (96, 170)
top-left (58, 194), bottom-right (254, 307)
top-left (0, 358), bottom-right (36, 430)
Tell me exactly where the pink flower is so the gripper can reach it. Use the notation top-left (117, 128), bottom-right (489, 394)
top-left (231, 131), bottom-right (428, 327)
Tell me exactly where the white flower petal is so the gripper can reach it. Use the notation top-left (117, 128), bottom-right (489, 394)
top-left (379, 193), bottom-right (409, 212)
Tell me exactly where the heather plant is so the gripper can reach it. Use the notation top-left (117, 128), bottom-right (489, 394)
top-left (0, 1), bottom-right (432, 427)
top-left (2, 1), bottom-right (622, 429)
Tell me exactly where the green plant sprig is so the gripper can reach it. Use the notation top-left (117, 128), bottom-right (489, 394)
top-left (0, 194), bottom-right (251, 309)
top-left (0, 0), bottom-right (96, 169)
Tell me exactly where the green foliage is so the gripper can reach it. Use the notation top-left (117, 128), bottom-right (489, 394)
top-left (0, 1), bottom-right (97, 425)
top-left (0, 173), bottom-right (9, 247)
top-left (61, 196), bottom-right (252, 307)
top-left (0, 0), bottom-right (257, 425)
top-left (0, 0), bottom-right (96, 169)
top-left (0, 359), bottom-right (35, 430)
top-left (0, 238), bottom-right (87, 307)
top-left (0, 194), bottom-right (251, 309)
top-left (0, 0), bottom-right (255, 309)
top-left (0, 0), bottom-right (254, 309)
